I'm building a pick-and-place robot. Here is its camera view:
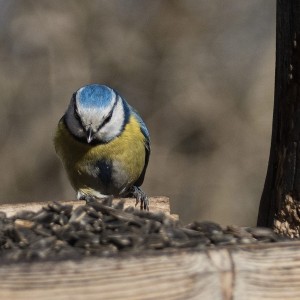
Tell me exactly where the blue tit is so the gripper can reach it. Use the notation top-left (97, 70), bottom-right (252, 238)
top-left (54, 84), bottom-right (150, 210)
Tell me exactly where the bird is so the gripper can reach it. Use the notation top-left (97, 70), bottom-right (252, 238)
top-left (54, 84), bottom-right (150, 210)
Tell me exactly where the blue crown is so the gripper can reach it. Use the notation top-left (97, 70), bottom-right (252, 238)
top-left (77, 84), bottom-right (114, 108)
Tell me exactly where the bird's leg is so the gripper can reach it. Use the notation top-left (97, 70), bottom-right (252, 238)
top-left (128, 186), bottom-right (149, 211)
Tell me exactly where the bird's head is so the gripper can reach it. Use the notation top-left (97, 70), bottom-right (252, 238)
top-left (64, 84), bottom-right (126, 143)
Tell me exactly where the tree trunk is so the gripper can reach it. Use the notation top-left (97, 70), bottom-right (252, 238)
top-left (257, 1), bottom-right (300, 237)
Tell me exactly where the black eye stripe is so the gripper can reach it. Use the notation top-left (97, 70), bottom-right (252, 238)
top-left (72, 98), bottom-right (81, 123)
top-left (72, 93), bottom-right (85, 127)
top-left (102, 111), bottom-right (112, 125)
top-left (97, 96), bottom-right (119, 130)
top-left (72, 93), bottom-right (119, 134)
top-left (74, 106), bottom-right (80, 120)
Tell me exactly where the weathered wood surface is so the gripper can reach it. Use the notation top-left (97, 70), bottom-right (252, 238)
top-left (0, 196), bottom-right (173, 217)
top-left (0, 242), bottom-right (300, 299)
top-left (1, 198), bottom-right (300, 299)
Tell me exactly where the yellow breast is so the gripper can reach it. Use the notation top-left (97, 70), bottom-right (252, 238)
top-left (54, 115), bottom-right (146, 194)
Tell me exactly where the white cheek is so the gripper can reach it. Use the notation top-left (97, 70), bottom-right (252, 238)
top-left (97, 101), bottom-right (124, 141)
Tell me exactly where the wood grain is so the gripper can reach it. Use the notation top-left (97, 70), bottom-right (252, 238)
top-left (233, 242), bottom-right (300, 300)
top-left (1, 242), bottom-right (300, 299)
top-left (0, 252), bottom-right (216, 300)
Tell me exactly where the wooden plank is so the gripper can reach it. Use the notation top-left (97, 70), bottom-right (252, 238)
top-left (1, 199), bottom-right (300, 299)
top-left (1, 242), bottom-right (300, 299)
top-left (0, 251), bottom-right (225, 300)
top-left (0, 196), bottom-right (174, 217)
top-left (233, 242), bottom-right (300, 300)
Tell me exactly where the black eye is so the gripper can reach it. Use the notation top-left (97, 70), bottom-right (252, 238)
top-left (74, 107), bottom-right (81, 121)
top-left (102, 113), bottom-right (112, 126)
top-left (72, 97), bottom-right (81, 122)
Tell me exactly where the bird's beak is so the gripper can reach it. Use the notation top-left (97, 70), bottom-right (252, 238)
top-left (87, 128), bottom-right (94, 144)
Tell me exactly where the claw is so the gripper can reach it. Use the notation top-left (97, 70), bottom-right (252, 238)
top-left (130, 186), bottom-right (149, 211)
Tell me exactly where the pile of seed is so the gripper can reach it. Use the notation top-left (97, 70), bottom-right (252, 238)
top-left (0, 200), bottom-right (291, 262)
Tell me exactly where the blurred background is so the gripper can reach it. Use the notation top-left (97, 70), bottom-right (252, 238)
top-left (0, 0), bottom-right (275, 226)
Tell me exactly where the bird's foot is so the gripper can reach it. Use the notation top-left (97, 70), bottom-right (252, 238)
top-left (78, 194), bottom-right (95, 203)
top-left (128, 186), bottom-right (149, 211)
top-left (77, 191), bottom-right (113, 206)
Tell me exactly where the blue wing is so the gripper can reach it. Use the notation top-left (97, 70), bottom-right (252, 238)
top-left (128, 104), bottom-right (150, 187)
top-left (129, 105), bottom-right (150, 144)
